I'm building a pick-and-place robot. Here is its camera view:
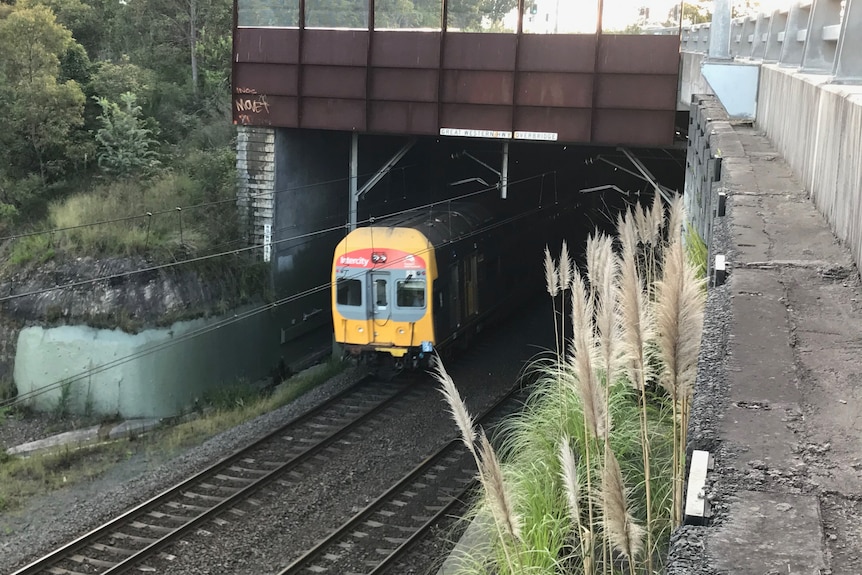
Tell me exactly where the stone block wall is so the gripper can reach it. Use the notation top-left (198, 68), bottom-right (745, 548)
top-left (237, 126), bottom-right (276, 258)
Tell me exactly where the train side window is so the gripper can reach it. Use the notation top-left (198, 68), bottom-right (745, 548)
top-left (396, 279), bottom-right (425, 307)
top-left (336, 278), bottom-right (362, 306)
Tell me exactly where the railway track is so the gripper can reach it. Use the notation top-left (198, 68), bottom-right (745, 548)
top-left (277, 384), bottom-right (527, 575)
top-left (11, 376), bottom-right (410, 575)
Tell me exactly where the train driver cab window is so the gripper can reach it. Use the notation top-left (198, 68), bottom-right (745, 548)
top-left (336, 278), bottom-right (362, 306)
top-left (396, 279), bottom-right (426, 308)
top-left (374, 279), bottom-right (388, 307)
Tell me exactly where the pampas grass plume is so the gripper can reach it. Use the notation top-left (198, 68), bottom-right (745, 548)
top-left (601, 449), bottom-right (645, 563)
top-left (478, 430), bottom-right (522, 542)
top-left (432, 356), bottom-right (477, 456)
top-left (649, 193), bottom-right (664, 244)
top-left (559, 437), bottom-right (582, 526)
top-left (570, 268), bottom-right (606, 440)
top-left (559, 239), bottom-right (572, 291)
top-left (656, 237), bottom-right (704, 400)
top-left (544, 245), bottom-right (559, 298)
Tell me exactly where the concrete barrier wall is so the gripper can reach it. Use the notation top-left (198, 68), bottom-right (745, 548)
top-left (757, 65), bottom-right (862, 270)
top-left (679, 52), bottom-right (715, 111)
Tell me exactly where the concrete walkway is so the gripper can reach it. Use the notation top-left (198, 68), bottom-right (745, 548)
top-left (682, 121), bottom-right (862, 573)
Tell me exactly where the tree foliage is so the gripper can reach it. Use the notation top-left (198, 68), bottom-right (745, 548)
top-left (0, 6), bottom-right (85, 184)
top-left (0, 0), bottom-right (509, 232)
top-left (94, 92), bottom-right (161, 178)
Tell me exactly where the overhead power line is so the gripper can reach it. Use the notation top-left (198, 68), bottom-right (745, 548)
top-left (0, 170), bottom-right (561, 304)
top-left (0, 180), bottom-right (568, 410)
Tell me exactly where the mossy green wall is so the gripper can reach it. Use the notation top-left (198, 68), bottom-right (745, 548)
top-left (14, 306), bottom-right (286, 418)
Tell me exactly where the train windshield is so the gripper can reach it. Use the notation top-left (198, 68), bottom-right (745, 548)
top-left (336, 278), bottom-right (362, 306)
top-left (396, 278), bottom-right (425, 308)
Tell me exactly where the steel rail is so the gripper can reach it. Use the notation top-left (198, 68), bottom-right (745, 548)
top-left (365, 472), bottom-right (478, 575)
top-left (277, 384), bottom-right (526, 575)
top-left (12, 376), bottom-right (410, 575)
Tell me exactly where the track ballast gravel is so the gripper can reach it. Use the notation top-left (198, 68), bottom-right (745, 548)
top-left (1, 298), bottom-right (553, 575)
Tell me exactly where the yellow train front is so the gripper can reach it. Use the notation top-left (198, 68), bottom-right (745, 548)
top-left (332, 201), bottom-right (572, 376)
top-left (332, 224), bottom-right (438, 374)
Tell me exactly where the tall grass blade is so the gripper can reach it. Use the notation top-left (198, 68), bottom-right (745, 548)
top-left (600, 449), bottom-right (645, 565)
top-left (432, 356), bottom-right (477, 457)
top-left (478, 430), bottom-right (522, 543)
top-left (544, 245), bottom-right (560, 298)
top-left (570, 268), bottom-right (606, 440)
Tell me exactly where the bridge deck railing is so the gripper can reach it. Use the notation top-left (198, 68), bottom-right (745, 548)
top-left (678, 0), bottom-right (860, 83)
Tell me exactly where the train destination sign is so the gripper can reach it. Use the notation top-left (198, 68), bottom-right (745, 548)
top-left (337, 248), bottom-right (426, 270)
top-left (440, 128), bottom-right (558, 141)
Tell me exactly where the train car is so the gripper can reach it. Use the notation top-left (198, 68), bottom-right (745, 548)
top-left (331, 201), bottom-right (568, 376)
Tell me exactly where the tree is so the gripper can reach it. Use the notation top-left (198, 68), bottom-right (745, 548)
top-left (90, 58), bottom-right (157, 105)
top-left (132, 0), bottom-right (232, 97)
top-left (0, 5), bottom-right (86, 182)
top-left (666, 0), bottom-right (711, 26)
top-left (21, 0), bottom-right (102, 55)
top-left (94, 92), bottom-right (161, 178)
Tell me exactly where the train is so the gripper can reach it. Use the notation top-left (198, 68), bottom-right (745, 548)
top-left (331, 199), bottom-right (577, 376)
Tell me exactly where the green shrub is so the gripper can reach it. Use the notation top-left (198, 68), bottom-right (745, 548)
top-left (46, 172), bottom-right (217, 258)
top-left (685, 223), bottom-right (708, 280)
top-left (6, 233), bottom-right (56, 267)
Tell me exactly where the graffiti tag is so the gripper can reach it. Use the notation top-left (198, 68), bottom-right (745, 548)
top-left (235, 95), bottom-right (271, 115)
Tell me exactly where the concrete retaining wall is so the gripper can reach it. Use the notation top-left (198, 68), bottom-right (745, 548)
top-left (14, 309), bottom-right (283, 418)
top-left (757, 65), bottom-right (862, 270)
top-left (679, 52), bottom-right (715, 111)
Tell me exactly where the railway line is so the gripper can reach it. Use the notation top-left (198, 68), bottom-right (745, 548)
top-left (11, 376), bottom-right (410, 575)
top-left (278, 384), bottom-right (527, 575)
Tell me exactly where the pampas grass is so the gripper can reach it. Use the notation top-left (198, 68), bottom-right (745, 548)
top-left (433, 355), bottom-right (522, 572)
top-left (620, 205), bottom-right (658, 573)
top-left (570, 268), bottom-right (606, 440)
top-left (434, 357), bottom-right (477, 457)
top-left (656, 197), bottom-right (705, 526)
top-left (436, 192), bottom-right (704, 575)
top-left (601, 449), bottom-right (645, 574)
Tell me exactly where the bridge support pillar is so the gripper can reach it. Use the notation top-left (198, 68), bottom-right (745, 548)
top-left (799, 0), bottom-right (841, 74)
top-left (709, 0), bottom-right (732, 59)
top-left (833, 0), bottom-right (862, 83)
top-left (236, 126), bottom-right (276, 259)
top-left (778, 3), bottom-right (810, 67)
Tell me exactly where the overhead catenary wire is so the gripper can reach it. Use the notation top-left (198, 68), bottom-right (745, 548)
top-left (0, 183), bottom-right (570, 410)
top-left (0, 165), bottom-right (416, 244)
top-left (0, 170), bottom-right (562, 304)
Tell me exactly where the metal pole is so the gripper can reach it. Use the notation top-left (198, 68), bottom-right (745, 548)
top-left (517, 0), bottom-right (524, 34)
top-left (349, 132), bottom-right (358, 231)
top-left (501, 142), bottom-right (509, 199)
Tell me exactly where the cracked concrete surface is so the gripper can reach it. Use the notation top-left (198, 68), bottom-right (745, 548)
top-left (687, 124), bottom-right (862, 574)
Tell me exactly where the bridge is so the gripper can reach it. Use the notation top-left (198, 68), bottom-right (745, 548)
top-left (230, 0), bottom-right (862, 363)
top-left (676, 0), bottom-right (862, 274)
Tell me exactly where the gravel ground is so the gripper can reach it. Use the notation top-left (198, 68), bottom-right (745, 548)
top-left (0, 297), bottom-right (554, 575)
top-left (0, 367), bottom-right (362, 573)
top-left (0, 412), bottom-right (100, 451)
top-left (665, 207), bottom-right (731, 575)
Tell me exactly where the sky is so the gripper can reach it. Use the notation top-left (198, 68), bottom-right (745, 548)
top-left (505, 0), bottom-right (798, 33)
